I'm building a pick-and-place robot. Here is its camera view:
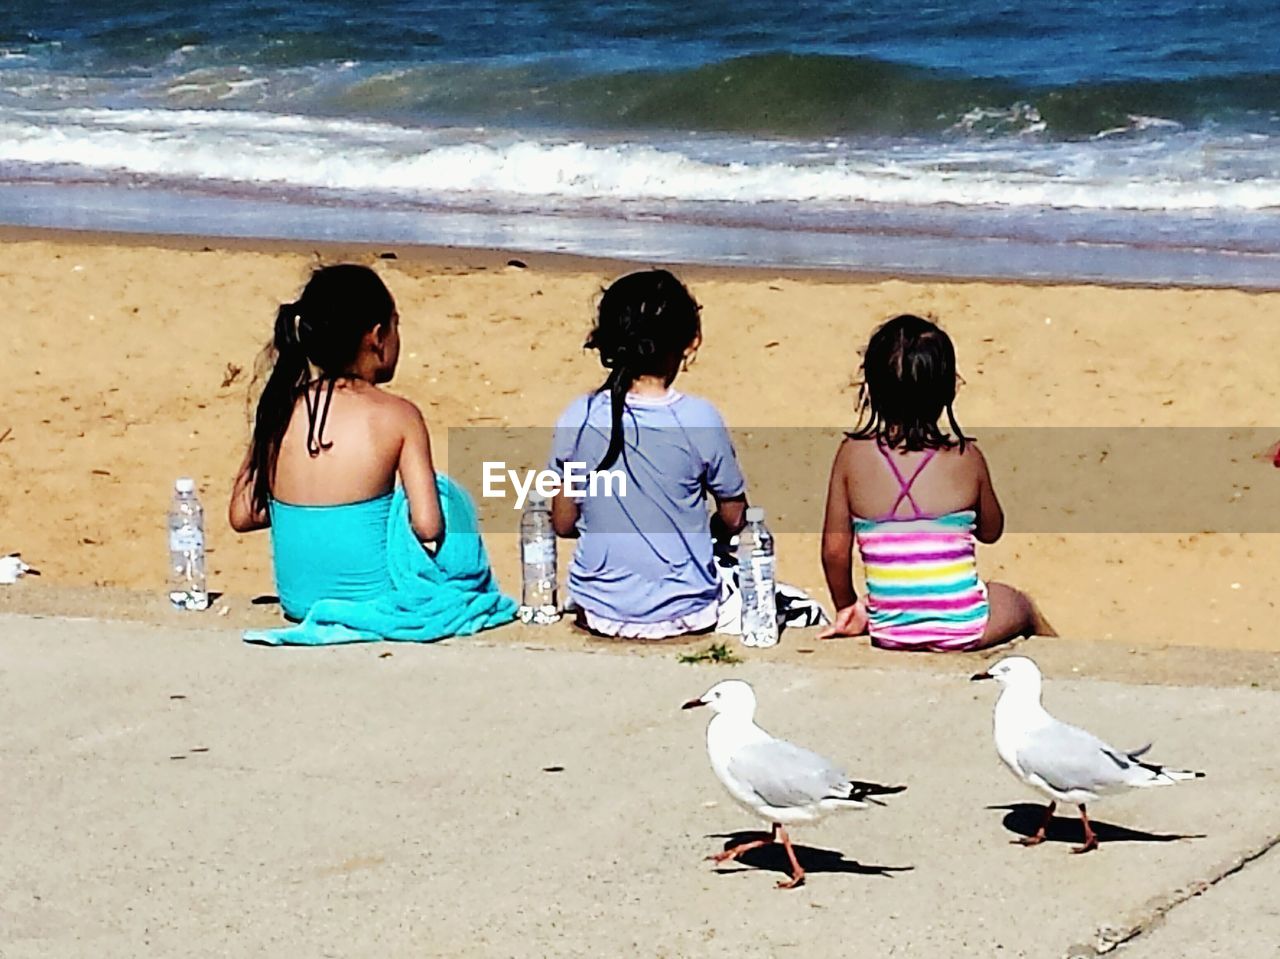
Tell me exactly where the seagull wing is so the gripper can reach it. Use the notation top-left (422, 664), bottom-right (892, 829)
top-left (1016, 719), bottom-right (1145, 794)
top-left (727, 739), bottom-right (852, 809)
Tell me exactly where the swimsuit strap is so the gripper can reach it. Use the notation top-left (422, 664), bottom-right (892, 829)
top-left (303, 376), bottom-right (338, 457)
top-left (878, 444), bottom-right (937, 519)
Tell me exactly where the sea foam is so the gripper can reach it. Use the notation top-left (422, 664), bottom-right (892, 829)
top-left (1, 107), bottom-right (1278, 214)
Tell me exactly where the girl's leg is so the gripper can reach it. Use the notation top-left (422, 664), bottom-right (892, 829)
top-left (976, 582), bottom-right (1055, 649)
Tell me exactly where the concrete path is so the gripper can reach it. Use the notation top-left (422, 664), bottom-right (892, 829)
top-left (1117, 840), bottom-right (1280, 959)
top-left (1, 614), bottom-right (1276, 958)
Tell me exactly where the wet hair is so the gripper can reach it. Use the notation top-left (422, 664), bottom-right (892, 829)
top-left (246, 264), bottom-right (395, 515)
top-left (849, 314), bottom-right (968, 452)
top-left (584, 269), bottom-right (701, 471)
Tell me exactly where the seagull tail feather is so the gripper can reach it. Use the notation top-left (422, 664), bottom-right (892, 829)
top-left (1133, 757), bottom-right (1205, 784)
top-left (1152, 766), bottom-right (1205, 783)
top-left (838, 780), bottom-right (907, 806)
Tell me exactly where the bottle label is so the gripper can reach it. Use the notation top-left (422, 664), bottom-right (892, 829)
top-left (741, 553), bottom-right (778, 645)
top-left (522, 539), bottom-right (555, 566)
top-left (747, 555), bottom-right (775, 590)
top-left (170, 527), bottom-right (204, 553)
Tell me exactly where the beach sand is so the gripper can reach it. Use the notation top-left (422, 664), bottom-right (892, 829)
top-left (1, 228), bottom-right (1277, 650)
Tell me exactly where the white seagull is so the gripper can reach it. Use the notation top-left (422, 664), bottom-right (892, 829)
top-left (682, 679), bottom-right (904, 888)
top-left (0, 553), bottom-right (39, 585)
top-left (972, 656), bottom-right (1204, 853)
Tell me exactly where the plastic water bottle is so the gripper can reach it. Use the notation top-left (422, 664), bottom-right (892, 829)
top-left (738, 506), bottom-right (778, 647)
top-left (167, 477), bottom-right (209, 611)
top-left (519, 491), bottom-right (559, 624)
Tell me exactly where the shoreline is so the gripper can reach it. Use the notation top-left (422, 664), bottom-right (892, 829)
top-left (4, 182), bottom-right (1280, 291)
top-left (2, 221), bottom-right (1279, 295)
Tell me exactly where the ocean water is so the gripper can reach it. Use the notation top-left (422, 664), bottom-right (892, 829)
top-left (2, 0), bottom-right (1280, 284)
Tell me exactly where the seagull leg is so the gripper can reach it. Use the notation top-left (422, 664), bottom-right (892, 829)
top-left (708, 823), bottom-right (777, 864)
top-left (1071, 805), bottom-right (1099, 854)
top-left (1014, 801), bottom-right (1056, 847)
top-left (775, 826), bottom-right (806, 890)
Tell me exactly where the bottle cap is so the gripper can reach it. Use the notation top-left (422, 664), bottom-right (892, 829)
top-left (175, 477), bottom-right (196, 494)
top-left (526, 490), bottom-right (547, 506)
top-left (745, 506), bottom-right (765, 523)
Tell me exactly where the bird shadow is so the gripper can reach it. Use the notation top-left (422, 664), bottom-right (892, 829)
top-left (708, 831), bottom-right (913, 880)
top-left (991, 803), bottom-right (1206, 846)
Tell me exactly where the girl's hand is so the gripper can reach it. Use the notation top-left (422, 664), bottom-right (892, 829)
top-left (817, 600), bottom-right (869, 640)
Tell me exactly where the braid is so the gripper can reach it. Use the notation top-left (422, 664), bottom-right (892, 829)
top-left (597, 368), bottom-right (632, 471)
top-left (584, 270), bottom-right (701, 474)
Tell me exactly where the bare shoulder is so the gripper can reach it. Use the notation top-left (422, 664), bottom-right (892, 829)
top-left (837, 435), bottom-right (881, 471)
top-left (951, 439), bottom-right (991, 478)
top-left (369, 388), bottom-right (428, 425)
top-left (831, 434), bottom-right (864, 472)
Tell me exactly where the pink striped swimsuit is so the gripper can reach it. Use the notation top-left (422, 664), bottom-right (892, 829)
top-left (852, 446), bottom-right (990, 652)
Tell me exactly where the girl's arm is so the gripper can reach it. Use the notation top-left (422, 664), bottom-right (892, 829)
top-left (550, 490), bottom-right (580, 538)
top-left (971, 444), bottom-right (1005, 544)
top-left (711, 493), bottom-right (747, 545)
top-left (820, 442), bottom-right (858, 609)
top-left (228, 450), bottom-right (270, 533)
top-left (818, 442), bottom-right (870, 638)
top-left (398, 404), bottom-right (444, 543)
top-left (701, 409), bottom-right (747, 544)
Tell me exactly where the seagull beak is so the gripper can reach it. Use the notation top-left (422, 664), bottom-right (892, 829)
top-left (681, 697), bottom-right (706, 710)
top-left (969, 671), bottom-right (992, 682)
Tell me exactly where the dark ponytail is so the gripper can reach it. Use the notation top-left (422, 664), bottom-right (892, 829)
top-left (247, 304), bottom-right (310, 515)
top-left (598, 366), bottom-right (634, 474)
top-left (245, 265), bottom-right (395, 515)
top-left (585, 270), bottom-right (700, 471)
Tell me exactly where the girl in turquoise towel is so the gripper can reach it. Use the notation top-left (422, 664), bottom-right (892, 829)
top-left (229, 264), bottom-right (444, 620)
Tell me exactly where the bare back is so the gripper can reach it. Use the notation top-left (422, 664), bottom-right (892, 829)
top-left (828, 436), bottom-right (1004, 546)
top-left (843, 438), bottom-right (983, 521)
top-left (230, 378), bottom-right (442, 543)
top-left (272, 380), bottom-right (408, 506)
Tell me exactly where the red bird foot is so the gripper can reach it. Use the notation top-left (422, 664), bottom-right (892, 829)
top-left (776, 871), bottom-right (806, 890)
top-left (1071, 836), bottom-right (1099, 855)
top-left (1071, 805), bottom-right (1099, 854)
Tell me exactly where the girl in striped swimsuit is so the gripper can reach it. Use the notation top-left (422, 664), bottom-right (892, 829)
top-left (818, 314), bottom-right (1049, 651)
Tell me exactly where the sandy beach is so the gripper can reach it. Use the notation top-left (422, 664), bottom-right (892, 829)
top-left (10, 8), bottom-right (1280, 959)
top-left (1, 227), bottom-right (1278, 650)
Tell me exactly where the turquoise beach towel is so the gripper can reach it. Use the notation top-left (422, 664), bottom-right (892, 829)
top-left (244, 475), bottom-right (517, 646)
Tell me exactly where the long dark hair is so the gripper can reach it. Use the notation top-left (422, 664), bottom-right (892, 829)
top-left (849, 314), bottom-right (968, 452)
top-left (584, 269), bottom-right (701, 471)
top-left (247, 264), bottom-right (395, 514)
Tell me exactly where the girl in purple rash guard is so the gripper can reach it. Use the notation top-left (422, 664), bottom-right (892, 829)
top-left (547, 270), bottom-right (748, 640)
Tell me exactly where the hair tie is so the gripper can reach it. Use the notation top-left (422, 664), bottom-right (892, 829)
top-left (294, 311), bottom-right (318, 352)
top-left (276, 302), bottom-right (303, 347)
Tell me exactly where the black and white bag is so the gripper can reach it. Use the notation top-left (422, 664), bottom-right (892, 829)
top-left (712, 540), bottom-right (831, 634)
